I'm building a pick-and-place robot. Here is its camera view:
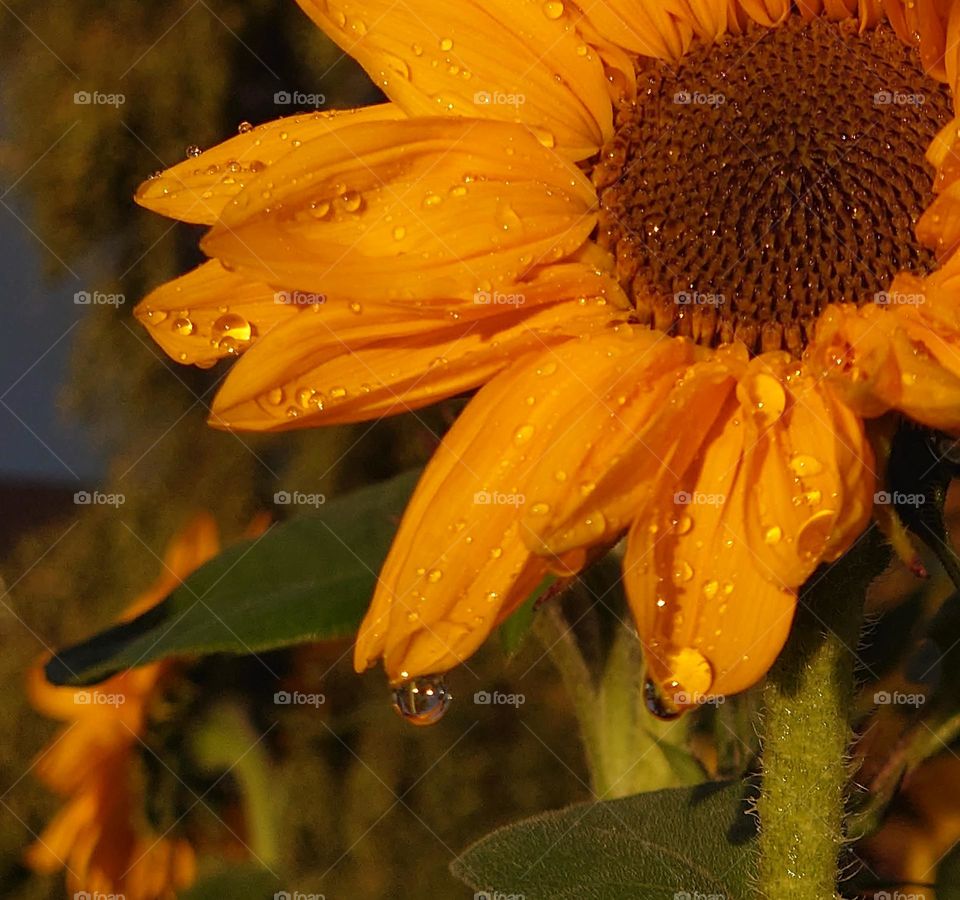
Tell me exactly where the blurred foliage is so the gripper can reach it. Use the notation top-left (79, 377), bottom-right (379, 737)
top-left (0, 1), bottom-right (585, 897)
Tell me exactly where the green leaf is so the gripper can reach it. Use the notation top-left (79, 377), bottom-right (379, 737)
top-left (180, 864), bottom-right (279, 899)
top-left (451, 781), bottom-right (757, 900)
top-left (498, 578), bottom-right (555, 658)
top-left (46, 470), bottom-right (420, 686)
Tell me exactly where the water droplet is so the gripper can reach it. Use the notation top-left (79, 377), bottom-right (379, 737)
top-left (674, 514), bottom-right (693, 535)
top-left (330, 385), bottom-right (348, 400)
top-left (702, 579), bottom-right (719, 600)
top-left (173, 316), bottom-right (194, 336)
top-left (789, 454), bottom-right (823, 477)
top-left (745, 372), bottom-right (786, 425)
top-left (426, 568), bottom-right (443, 584)
top-left (349, 301), bottom-right (363, 314)
top-left (393, 225), bottom-right (407, 241)
top-left (237, 121), bottom-right (253, 134)
top-left (185, 144), bottom-right (202, 158)
top-left (644, 677), bottom-right (682, 720)
top-left (542, 0), bottom-right (564, 19)
top-left (392, 674), bottom-right (451, 726)
top-left (764, 525), bottom-right (783, 545)
top-left (341, 190), bottom-right (363, 212)
top-left (439, 37), bottom-right (454, 51)
top-left (513, 424), bottom-right (535, 445)
top-left (531, 502), bottom-right (550, 516)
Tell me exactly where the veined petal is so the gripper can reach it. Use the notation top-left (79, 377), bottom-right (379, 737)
top-left (134, 261), bottom-right (300, 366)
top-left (202, 118), bottom-right (598, 303)
top-left (575, 0), bottom-right (695, 59)
top-left (625, 397), bottom-right (798, 707)
top-left (520, 333), bottom-right (742, 556)
top-left (738, 354), bottom-right (875, 587)
top-left (810, 271), bottom-right (960, 432)
top-left (211, 296), bottom-right (617, 430)
top-left (294, 0), bottom-right (613, 160)
top-left (135, 104), bottom-right (403, 225)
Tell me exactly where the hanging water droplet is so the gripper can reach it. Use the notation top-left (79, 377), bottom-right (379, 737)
top-left (185, 144), bottom-right (202, 158)
top-left (237, 121), bottom-right (253, 134)
top-left (392, 674), bottom-right (451, 726)
top-left (644, 677), bottom-right (682, 720)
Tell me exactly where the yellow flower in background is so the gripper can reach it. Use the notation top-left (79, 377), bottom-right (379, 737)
top-left (135, 0), bottom-right (960, 712)
top-left (25, 514), bottom-right (220, 899)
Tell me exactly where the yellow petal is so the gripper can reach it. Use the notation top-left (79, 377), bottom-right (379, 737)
top-left (134, 261), bottom-right (300, 366)
top-left (520, 333), bottom-right (741, 556)
top-left (135, 104), bottom-right (403, 224)
top-left (810, 271), bottom-right (960, 432)
top-left (625, 396), bottom-right (798, 705)
top-left (737, 354), bottom-right (875, 587)
top-left (212, 295), bottom-right (616, 430)
top-left (576, 0), bottom-right (695, 59)
top-left (201, 117), bottom-right (598, 304)
top-left (294, 0), bottom-right (612, 159)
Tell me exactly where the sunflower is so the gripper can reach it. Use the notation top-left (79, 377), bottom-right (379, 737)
top-left (135, 0), bottom-right (960, 716)
top-left (25, 515), bottom-right (220, 898)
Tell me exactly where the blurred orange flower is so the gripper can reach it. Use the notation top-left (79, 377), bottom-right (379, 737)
top-left (134, 0), bottom-right (960, 711)
top-left (25, 514), bottom-right (221, 899)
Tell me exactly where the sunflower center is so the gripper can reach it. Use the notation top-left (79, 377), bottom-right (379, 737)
top-left (596, 17), bottom-right (952, 356)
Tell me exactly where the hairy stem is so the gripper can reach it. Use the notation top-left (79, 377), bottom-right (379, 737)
top-left (757, 529), bottom-right (889, 899)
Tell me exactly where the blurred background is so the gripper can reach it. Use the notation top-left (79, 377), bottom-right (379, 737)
top-left (3, 2), bottom-right (960, 898)
top-left (0, 1), bottom-right (589, 896)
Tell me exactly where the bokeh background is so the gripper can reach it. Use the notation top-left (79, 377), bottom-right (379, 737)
top-left (4, 2), bottom-right (960, 898)
top-left (0, 1), bottom-right (589, 896)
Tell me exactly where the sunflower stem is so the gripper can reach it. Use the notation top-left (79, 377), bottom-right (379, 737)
top-left (756, 528), bottom-right (889, 900)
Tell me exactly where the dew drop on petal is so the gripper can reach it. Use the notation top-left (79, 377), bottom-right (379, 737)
top-left (392, 674), bottom-right (451, 726)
